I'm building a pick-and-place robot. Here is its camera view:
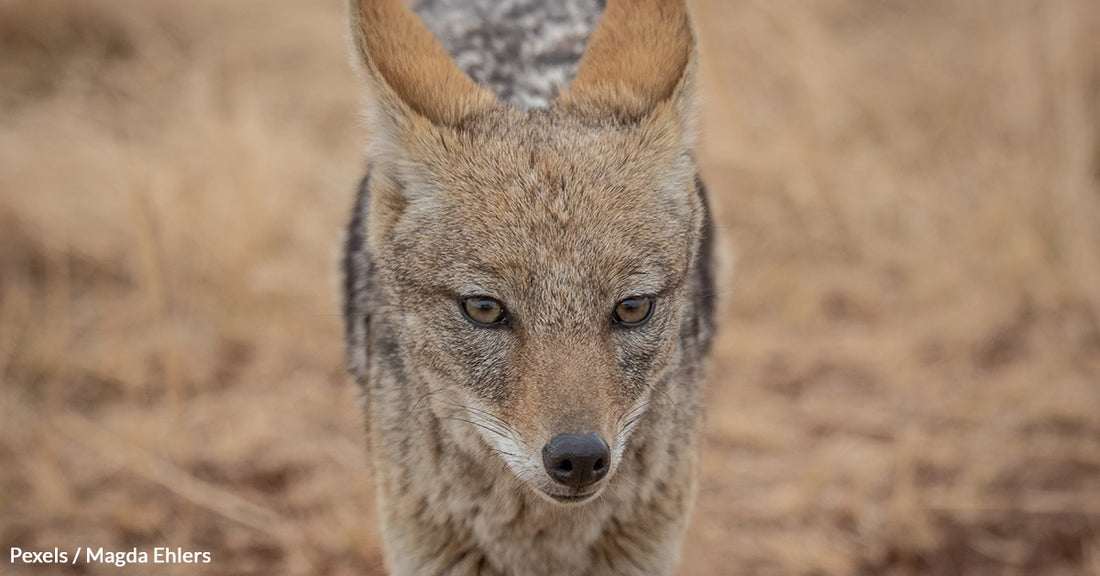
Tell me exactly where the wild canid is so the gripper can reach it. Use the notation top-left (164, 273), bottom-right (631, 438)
top-left (341, 0), bottom-right (718, 574)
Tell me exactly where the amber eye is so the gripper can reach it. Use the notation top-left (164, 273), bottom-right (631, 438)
top-left (460, 296), bottom-right (507, 326)
top-left (613, 295), bottom-right (654, 327)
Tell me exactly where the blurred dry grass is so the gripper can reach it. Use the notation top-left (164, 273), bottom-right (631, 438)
top-left (1, 0), bottom-right (1098, 574)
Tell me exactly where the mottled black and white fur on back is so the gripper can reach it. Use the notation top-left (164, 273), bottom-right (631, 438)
top-left (415, 0), bottom-right (605, 108)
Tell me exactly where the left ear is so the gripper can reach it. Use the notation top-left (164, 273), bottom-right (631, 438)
top-left (347, 0), bottom-right (497, 131)
top-left (556, 0), bottom-right (697, 124)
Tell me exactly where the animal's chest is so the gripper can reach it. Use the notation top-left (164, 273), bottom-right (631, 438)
top-left (413, 0), bottom-right (604, 108)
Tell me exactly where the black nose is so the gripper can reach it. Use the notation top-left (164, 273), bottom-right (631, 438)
top-left (542, 433), bottom-right (610, 490)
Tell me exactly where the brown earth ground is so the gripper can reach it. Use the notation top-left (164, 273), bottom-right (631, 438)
top-left (2, 0), bottom-right (1099, 574)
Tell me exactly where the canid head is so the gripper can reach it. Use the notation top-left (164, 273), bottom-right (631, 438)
top-left (348, 0), bottom-right (706, 506)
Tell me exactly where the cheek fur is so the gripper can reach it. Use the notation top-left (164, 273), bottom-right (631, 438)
top-left (403, 302), bottom-right (516, 400)
top-left (613, 302), bottom-right (684, 393)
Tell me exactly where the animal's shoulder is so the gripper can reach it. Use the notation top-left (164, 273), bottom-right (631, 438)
top-left (413, 0), bottom-right (605, 109)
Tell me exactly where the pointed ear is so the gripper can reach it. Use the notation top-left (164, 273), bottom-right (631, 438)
top-left (557, 0), bottom-right (697, 122)
top-left (348, 0), bottom-right (496, 128)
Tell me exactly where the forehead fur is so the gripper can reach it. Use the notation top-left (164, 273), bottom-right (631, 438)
top-left (375, 107), bottom-right (700, 299)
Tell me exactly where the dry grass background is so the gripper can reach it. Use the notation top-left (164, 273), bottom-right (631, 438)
top-left (1, 0), bottom-right (1098, 574)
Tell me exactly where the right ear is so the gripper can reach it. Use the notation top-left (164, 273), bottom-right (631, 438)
top-left (556, 0), bottom-right (696, 124)
top-left (348, 0), bottom-right (497, 132)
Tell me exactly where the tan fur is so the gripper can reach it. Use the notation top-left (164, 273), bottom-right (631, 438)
top-left (343, 1), bottom-right (716, 574)
top-left (348, 0), bottom-right (497, 127)
top-left (557, 0), bottom-right (695, 121)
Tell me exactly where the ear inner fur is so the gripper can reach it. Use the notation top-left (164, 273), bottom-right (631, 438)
top-left (558, 0), bottom-right (694, 121)
top-left (349, 0), bottom-right (497, 127)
